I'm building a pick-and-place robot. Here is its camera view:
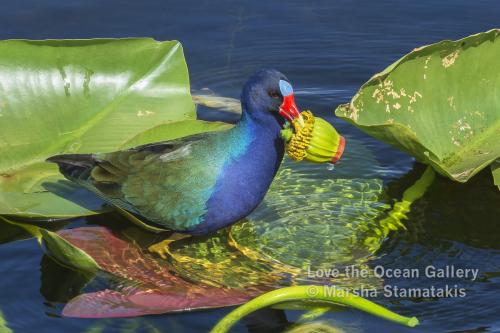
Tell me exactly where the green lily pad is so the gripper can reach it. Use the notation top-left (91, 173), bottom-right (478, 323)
top-left (335, 29), bottom-right (500, 183)
top-left (0, 38), bottom-right (196, 218)
top-left (119, 119), bottom-right (232, 149)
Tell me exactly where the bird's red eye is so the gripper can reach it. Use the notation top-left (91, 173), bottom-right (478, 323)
top-left (269, 91), bottom-right (280, 99)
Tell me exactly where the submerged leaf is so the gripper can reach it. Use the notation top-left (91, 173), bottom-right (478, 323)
top-left (63, 288), bottom-right (252, 318)
top-left (335, 29), bottom-right (500, 183)
top-left (0, 38), bottom-right (194, 218)
top-left (58, 227), bottom-right (262, 318)
top-left (0, 216), bottom-right (253, 318)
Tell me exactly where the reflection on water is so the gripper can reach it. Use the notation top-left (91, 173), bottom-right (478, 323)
top-left (0, 0), bottom-right (499, 332)
top-left (30, 160), bottom-right (498, 333)
top-left (372, 169), bottom-right (500, 332)
top-left (30, 137), bottom-right (406, 326)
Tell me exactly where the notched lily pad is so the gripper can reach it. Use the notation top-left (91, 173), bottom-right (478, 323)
top-left (0, 38), bottom-right (195, 218)
top-left (335, 29), bottom-right (500, 184)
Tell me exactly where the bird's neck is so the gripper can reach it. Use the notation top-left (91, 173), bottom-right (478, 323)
top-left (216, 104), bottom-right (285, 174)
top-left (234, 105), bottom-right (285, 141)
top-left (227, 105), bottom-right (286, 176)
top-left (197, 105), bottom-right (285, 233)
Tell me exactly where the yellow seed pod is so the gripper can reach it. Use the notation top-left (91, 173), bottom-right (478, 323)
top-left (285, 110), bottom-right (345, 164)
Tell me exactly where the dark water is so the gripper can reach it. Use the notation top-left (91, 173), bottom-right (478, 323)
top-left (1, 1), bottom-right (500, 332)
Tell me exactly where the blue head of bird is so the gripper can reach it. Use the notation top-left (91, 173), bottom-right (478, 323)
top-left (240, 69), bottom-right (301, 127)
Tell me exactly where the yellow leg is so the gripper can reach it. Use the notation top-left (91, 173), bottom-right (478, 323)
top-left (148, 233), bottom-right (192, 259)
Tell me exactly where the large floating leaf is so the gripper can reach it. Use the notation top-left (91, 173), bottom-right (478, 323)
top-left (0, 38), bottom-right (195, 218)
top-left (335, 29), bottom-right (500, 183)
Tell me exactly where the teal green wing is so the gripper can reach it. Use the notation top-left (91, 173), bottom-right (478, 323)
top-left (48, 132), bottom-right (225, 231)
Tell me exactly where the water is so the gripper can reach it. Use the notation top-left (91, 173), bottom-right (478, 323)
top-left (0, 1), bottom-right (500, 332)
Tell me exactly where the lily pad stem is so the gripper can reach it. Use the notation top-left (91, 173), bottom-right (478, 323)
top-left (210, 285), bottom-right (418, 333)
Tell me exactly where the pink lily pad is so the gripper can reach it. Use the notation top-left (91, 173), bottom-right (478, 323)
top-left (57, 227), bottom-right (264, 318)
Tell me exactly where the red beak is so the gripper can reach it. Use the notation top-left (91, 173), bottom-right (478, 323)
top-left (279, 93), bottom-right (301, 122)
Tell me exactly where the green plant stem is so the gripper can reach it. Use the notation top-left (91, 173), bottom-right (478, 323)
top-left (364, 166), bottom-right (435, 251)
top-left (210, 286), bottom-right (419, 333)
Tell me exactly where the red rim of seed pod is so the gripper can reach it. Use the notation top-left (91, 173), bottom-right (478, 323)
top-left (331, 136), bottom-right (345, 164)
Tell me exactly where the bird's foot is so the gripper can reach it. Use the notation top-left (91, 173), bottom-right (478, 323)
top-left (148, 233), bottom-right (191, 259)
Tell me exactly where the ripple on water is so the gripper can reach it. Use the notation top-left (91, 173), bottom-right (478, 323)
top-left (368, 170), bottom-right (500, 332)
top-left (169, 137), bottom-right (397, 290)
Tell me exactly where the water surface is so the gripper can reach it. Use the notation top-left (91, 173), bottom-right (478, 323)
top-left (0, 1), bottom-right (499, 332)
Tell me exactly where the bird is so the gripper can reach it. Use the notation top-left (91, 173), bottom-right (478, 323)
top-left (47, 69), bottom-right (302, 239)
